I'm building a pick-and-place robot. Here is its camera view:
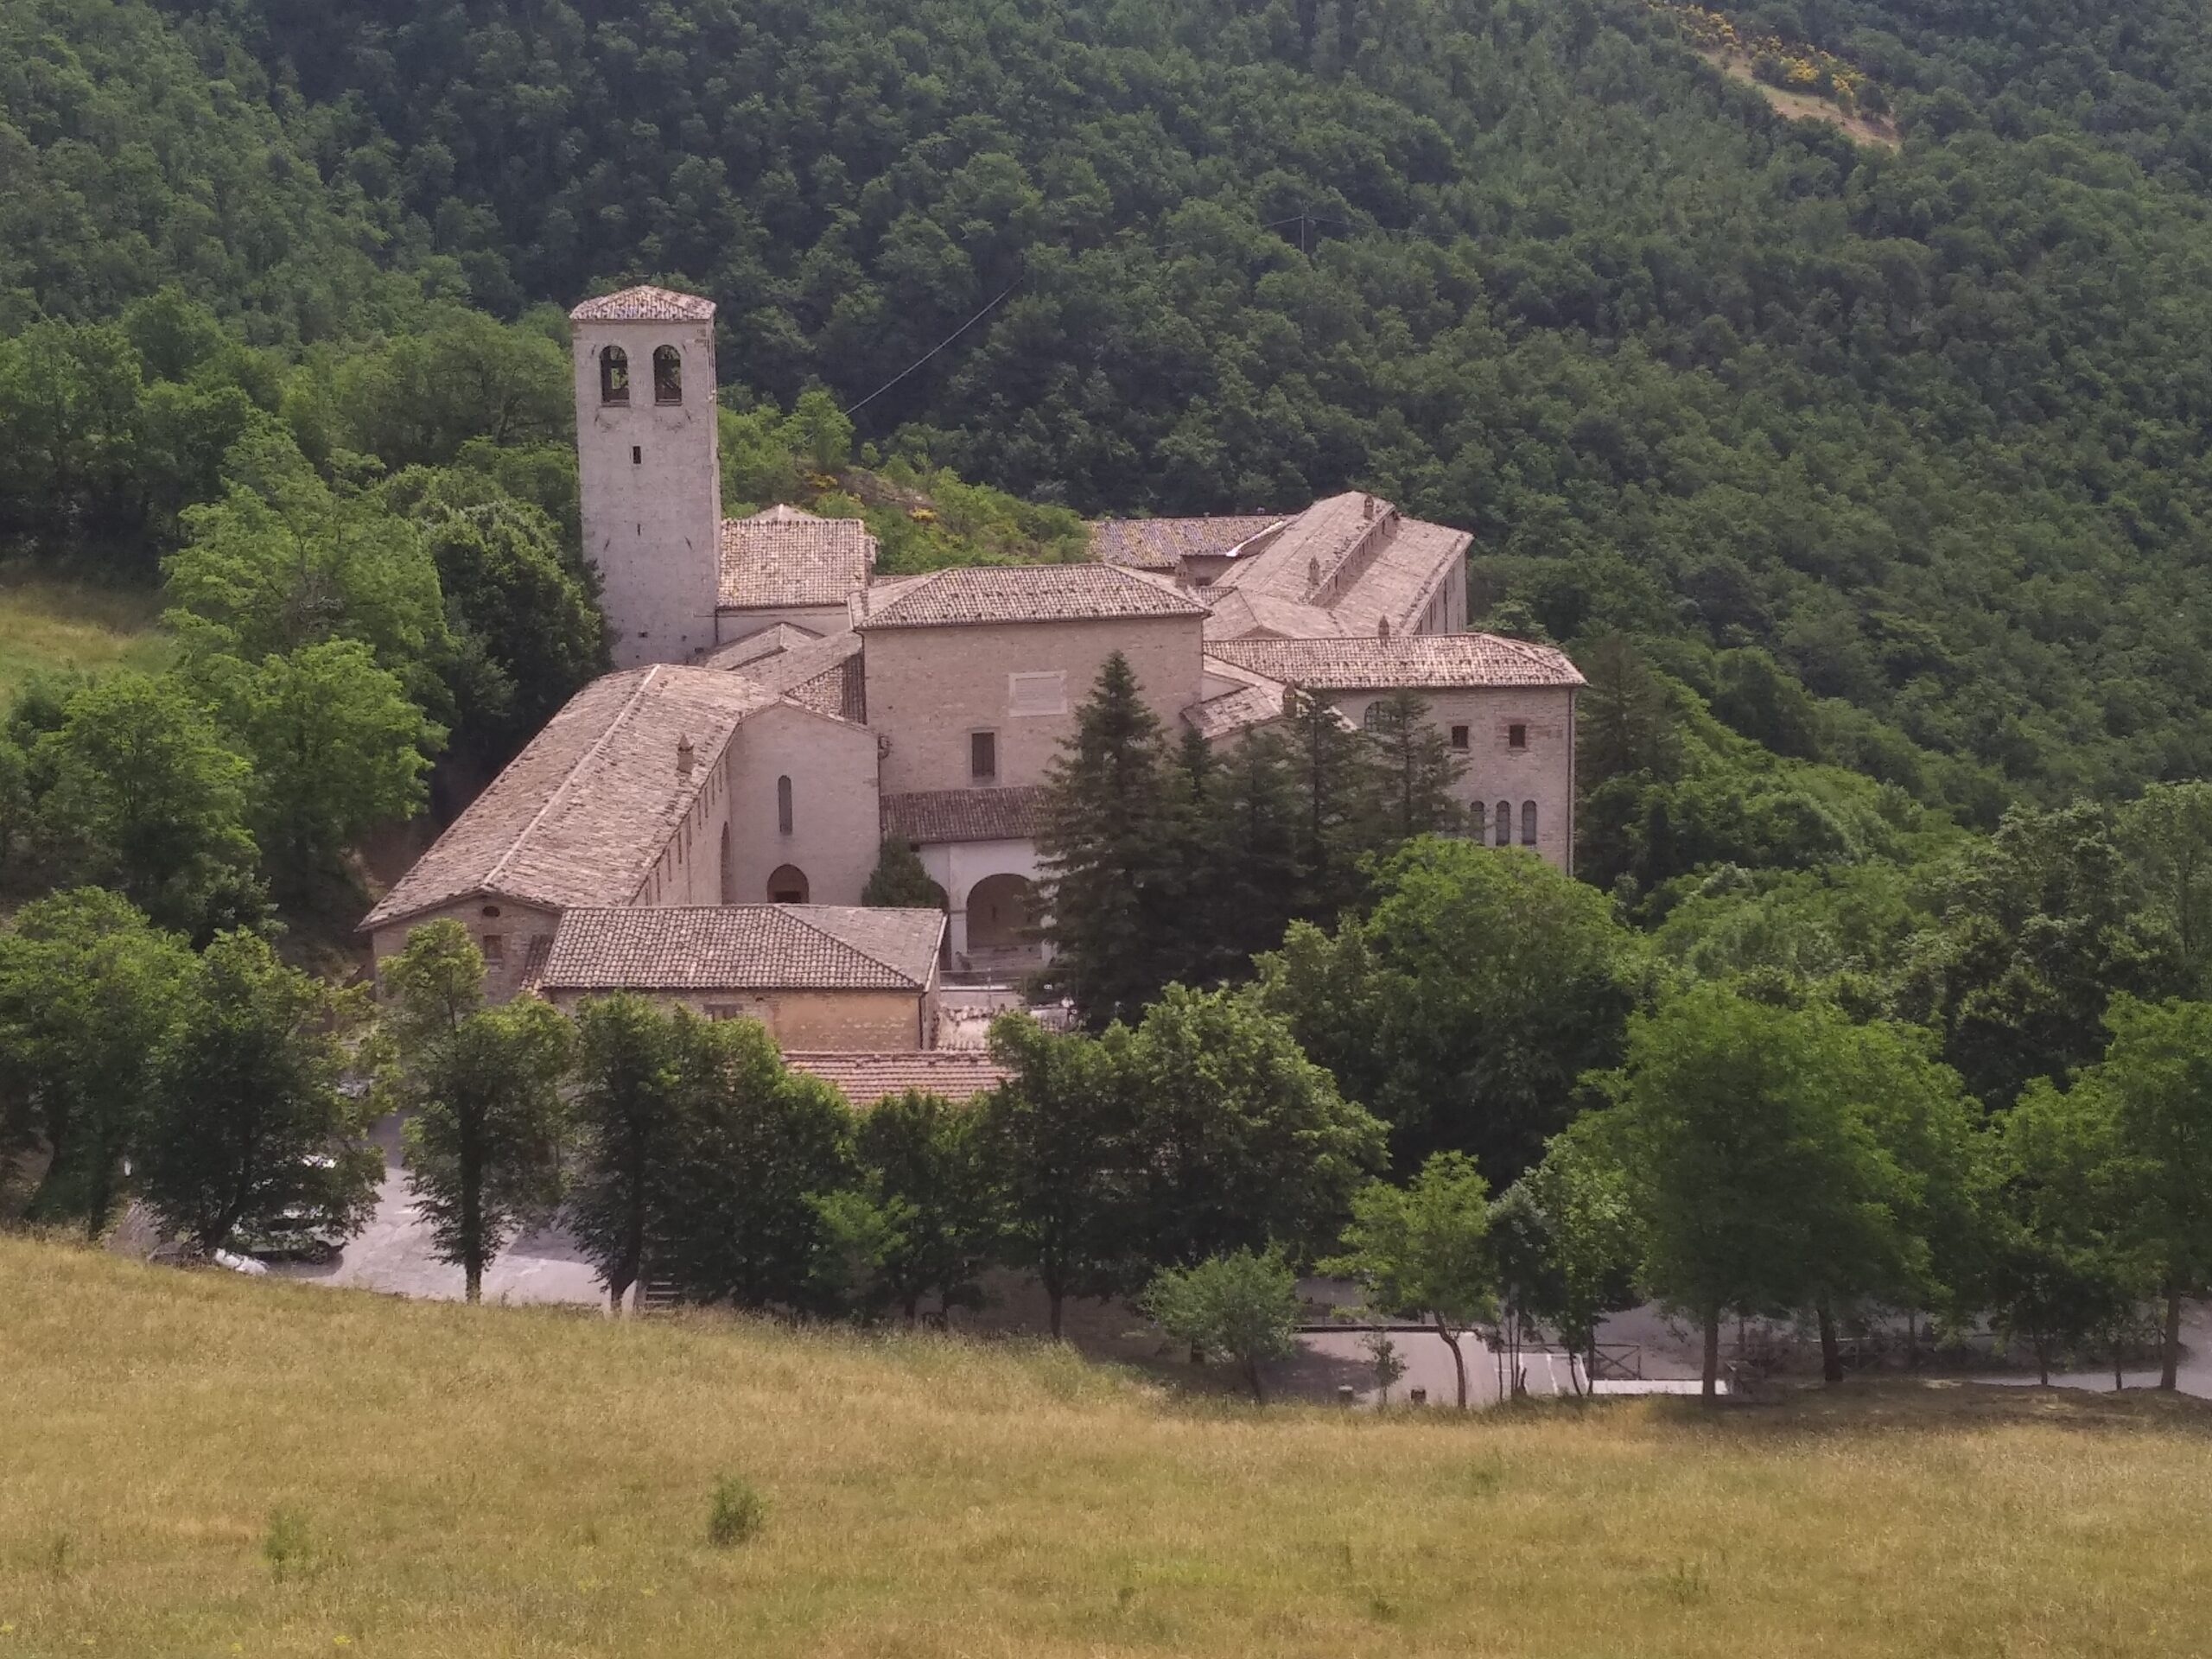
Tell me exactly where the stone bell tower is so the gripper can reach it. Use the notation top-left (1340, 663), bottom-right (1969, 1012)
top-left (568, 285), bottom-right (724, 668)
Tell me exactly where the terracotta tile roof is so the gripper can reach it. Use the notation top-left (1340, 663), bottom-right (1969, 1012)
top-left (715, 629), bottom-right (867, 723)
top-left (568, 285), bottom-right (717, 322)
top-left (718, 505), bottom-right (876, 611)
top-left (1322, 517), bottom-right (1468, 639)
top-left (783, 1050), bottom-right (1012, 1107)
top-left (786, 653), bottom-right (867, 724)
top-left (701, 622), bottom-right (823, 671)
top-left (1209, 493), bottom-right (1471, 640)
top-left (1090, 515), bottom-right (1282, 571)
top-left (1184, 654), bottom-right (1293, 741)
top-left (854, 564), bottom-right (1208, 630)
top-left (540, 905), bottom-right (944, 993)
top-left (882, 785), bottom-right (1048, 845)
top-left (1200, 588), bottom-right (1338, 642)
top-left (362, 667), bottom-right (773, 930)
top-left (1206, 633), bottom-right (1586, 690)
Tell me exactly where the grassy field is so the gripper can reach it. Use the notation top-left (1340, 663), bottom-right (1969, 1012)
top-left (0, 579), bottom-right (170, 702)
top-left (3, 1239), bottom-right (2208, 1658)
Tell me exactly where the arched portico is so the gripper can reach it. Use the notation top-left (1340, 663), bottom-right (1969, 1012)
top-left (917, 837), bottom-right (1052, 980)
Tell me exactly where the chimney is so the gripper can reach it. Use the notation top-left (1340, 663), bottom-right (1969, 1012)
top-left (1307, 556), bottom-right (1321, 590)
top-left (676, 734), bottom-right (696, 778)
top-left (1363, 494), bottom-right (1375, 520)
top-left (1377, 616), bottom-right (1391, 640)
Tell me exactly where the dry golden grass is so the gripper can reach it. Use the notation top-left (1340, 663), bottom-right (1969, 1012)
top-left (3, 1236), bottom-right (2208, 1658)
top-left (0, 579), bottom-right (170, 702)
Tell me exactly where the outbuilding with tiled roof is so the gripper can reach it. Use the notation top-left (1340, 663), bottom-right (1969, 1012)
top-left (537, 904), bottom-right (946, 1050)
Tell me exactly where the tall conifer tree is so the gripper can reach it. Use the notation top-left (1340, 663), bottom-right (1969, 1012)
top-left (1365, 689), bottom-right (1467, 842)
top-left (1036, 652), bottom-right (1174, 1027)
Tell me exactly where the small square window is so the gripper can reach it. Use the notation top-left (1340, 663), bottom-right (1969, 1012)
top-left (480, 933), bottom-right (505, 963)
top-left (1450, 724), bottom-right (1470, 750)
top-left (1508, 723), bottom-right (1528, 750)
top-left (970, 730), bottom-right (998, 781)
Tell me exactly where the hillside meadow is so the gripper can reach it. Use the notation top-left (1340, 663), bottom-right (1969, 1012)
top-left (0, 582), bottom-right (168, 702)
top-left (1, 1239), bottom-right (2207, 1656)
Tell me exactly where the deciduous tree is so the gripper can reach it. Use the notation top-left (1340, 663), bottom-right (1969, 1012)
top-left (567, 994), bottom-right (685, 1312)
top-left (1140, 1248), bottom-right (1301, 1402)
top-left (1325, 1153), bottom-right (1497, 1410)
top-left (979, 1012), bottom-right (1133, 1338)
top-left (139, 929), bottom-right (379, 1256)
top-left (35, 672), bottom-right (261, 936)
top-left (382, 921), bottom-right (575, 1302)
top-left (0, 888), bottom-right (194, 1233)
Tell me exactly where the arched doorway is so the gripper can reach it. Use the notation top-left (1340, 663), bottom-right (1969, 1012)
top-left (766, 864), bottom-right (810, 904)
top-left (965, 873), bottom-right (1036, 952)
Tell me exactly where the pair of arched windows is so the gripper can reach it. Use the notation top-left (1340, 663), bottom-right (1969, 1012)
top-left (1492, 800), bottom-right (1538, 847)
top-left (598, 345), bottom-right (683, 405)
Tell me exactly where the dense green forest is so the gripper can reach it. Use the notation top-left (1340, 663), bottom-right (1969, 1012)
top-left (5, 0), bottom-right (2212, 897)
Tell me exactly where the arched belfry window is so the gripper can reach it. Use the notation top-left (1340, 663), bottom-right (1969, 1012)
top-left (1494, 800), bottom-right (1512, 848)
top-left (599, 345), bottom-right (629, 404)
top-left (777, 774), bottom-right (793, 836)
top-left (653, 345), bottom-right (683, 405)
top-left (1521, 801), bottom-right (1539, 846)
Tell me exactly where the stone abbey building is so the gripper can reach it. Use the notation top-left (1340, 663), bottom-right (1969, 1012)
top-left (362, 284), bottom-right (1582, 1065)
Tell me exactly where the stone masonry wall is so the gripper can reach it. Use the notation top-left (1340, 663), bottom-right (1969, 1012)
top-left (572, 316), bottom-right (724, 668)
top-left (865, 614), bottom-right (1205, 796)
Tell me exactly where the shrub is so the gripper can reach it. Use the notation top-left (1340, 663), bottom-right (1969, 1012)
top-left (706, 1475), bottom-right (767, 1548)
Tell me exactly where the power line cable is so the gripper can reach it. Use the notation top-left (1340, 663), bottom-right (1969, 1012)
top-left (842, 274), bottom-right (1026, 416)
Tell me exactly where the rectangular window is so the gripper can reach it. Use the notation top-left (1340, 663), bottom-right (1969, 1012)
top-left (1450, 724), bottom-right (1470, 751)
top-left (631, 445), bottom-right (642, 466)
top-left (480, 933), bottom-right (505, 963)
top-left (1007, 671), bottom-right (1067, 717)
top-left (1508, 722), bottom-right (1528, 750)
top-left (970, 730), bottom-right (998, 781)
top-left (704, 1003), bottom-right (741, 1021)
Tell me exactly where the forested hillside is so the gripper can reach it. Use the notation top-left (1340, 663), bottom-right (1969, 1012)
top-left (8, 0), bottom-right (2212, 817)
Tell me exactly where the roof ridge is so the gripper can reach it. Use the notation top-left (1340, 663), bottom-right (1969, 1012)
top-left (481, 667), bottom-right (661, 900)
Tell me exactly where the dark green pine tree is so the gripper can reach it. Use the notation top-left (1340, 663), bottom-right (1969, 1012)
top-left (1036, 652), bottom-right (1176, 1027)
top-left (861, 836), bottom-right (949, 910)
top-left (1283, 688), bottom-right (1387, 928)
top-left (1365, 689), bottom-right (1468, 842)
top-left (1199, 727), bottom-right (1304, 977)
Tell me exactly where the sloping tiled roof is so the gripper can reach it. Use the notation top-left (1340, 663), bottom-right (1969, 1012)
top-left (882, 785), bottom-right (1048, 845)
top-left (1090, 515), bottom-right (1282, 571)
top-left (569, 285), bottom-right (717, 322)
top-left (855, 564), bottom-right (1208, 631)
top-left (362, 668), bottom-right (772, 930)
top-left (1206, 633), bottom-right (1586, 690)
top-left (1209, 493), bottom-right (1473, 640)
top-left (1200, 588), bottom-right (1338, 643)
top-left (719, 505), bottom-right (876, 611)
top-left (783, 1051), bottom-right (1012, 1108)
top-left (540, 905), bottom-right (944, 992)
top-left (1185, 654), bottom-right (1293, 741)
top-left (786, 653), bottom-right (867, 724)
top-left (702, 622), bottom-right (823, 671)
top-left (716, 629), bottom-right (867, 722)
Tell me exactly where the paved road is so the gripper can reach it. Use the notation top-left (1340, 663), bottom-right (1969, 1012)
top-left (273, 1116), bottom-right (605, 1306)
